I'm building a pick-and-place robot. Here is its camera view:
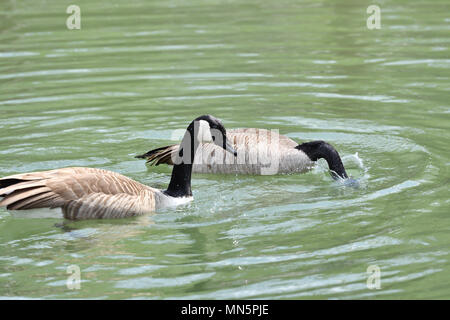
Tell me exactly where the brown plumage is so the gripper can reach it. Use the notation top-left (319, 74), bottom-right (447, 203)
top-left (0, 167), bottom-right (158, 220)
top-left (136, 128), bottom-right (314, 175)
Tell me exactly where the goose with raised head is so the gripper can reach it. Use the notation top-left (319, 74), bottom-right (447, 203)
top-left (0, 115), bottom-right (236, 220)
top-left (136, 128), bottom-right (349, 180)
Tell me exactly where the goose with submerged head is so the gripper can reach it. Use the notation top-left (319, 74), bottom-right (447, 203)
top-left (136, 128), bottom-right (350, 180)
top-left (0, 115), bottom-right (236, 220)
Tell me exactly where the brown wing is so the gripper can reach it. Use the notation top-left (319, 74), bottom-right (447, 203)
top-left (228, 128), bottom-right (298, 150)
top-left (194, 128), bottom-right (299, 163)
top-left (62, 192), bottom-right (155, 220)
top-left (0, 167), bottom-right (157, 219)
top-left (137, 128), bottom-right (298, 167)
top-left (189, 128), bottom-right (302, 174)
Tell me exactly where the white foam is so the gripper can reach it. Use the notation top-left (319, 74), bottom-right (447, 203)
top-left (343, 152), bottom-right (365, 169)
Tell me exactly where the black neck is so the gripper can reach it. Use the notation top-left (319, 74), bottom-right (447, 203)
top-left (165, 123), bottom-right (197, 197)
top-left (296, 140), bottom-right (348, 180)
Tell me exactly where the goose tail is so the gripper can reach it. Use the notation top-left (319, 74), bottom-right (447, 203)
top-left (135, 145), bottom-right (179, 166)
top-left (0, 173), bottom-right (61, 210)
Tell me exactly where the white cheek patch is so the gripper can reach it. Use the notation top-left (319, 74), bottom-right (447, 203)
top-left (198, 120), bottom-right (213, 143)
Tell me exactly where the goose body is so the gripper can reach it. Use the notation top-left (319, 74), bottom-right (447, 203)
top-left (0, 167), bottom-right (172, 219)
top-left (137, 128), bottom-right (348, 179)
top-left (0, 115), bottom-right (236, 220)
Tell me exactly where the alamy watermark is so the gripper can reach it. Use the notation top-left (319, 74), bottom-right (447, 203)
top-left (66, 5), bottom-right (81, 30)
top-left (366, 265), bottom-right (381, 289)
top-left (66, 264), bottom-right (81, 290)
top-left (366, 5), bottom-right (381, 30)
top-left (169, 126), bottom-right (281, 175)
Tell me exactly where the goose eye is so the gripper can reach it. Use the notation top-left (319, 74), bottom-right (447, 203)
top-left (212, 136), bottom-right (216, 141)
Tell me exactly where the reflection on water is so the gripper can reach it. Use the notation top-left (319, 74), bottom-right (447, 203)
top-left (0, 0), bottom-right (449, 299)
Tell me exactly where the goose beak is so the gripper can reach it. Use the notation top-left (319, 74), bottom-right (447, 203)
top-left (225, 138), bottom-right (237, 157)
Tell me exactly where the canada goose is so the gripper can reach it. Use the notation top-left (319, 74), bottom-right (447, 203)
top-left (0, 115), bottom-right (236, 220)
top-left (136, 128), bottom-right (349, 180)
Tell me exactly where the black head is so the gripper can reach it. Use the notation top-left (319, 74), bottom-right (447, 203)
top-left (192, 115), bottom-right (237, 156)
top-left (193, 114), bottom-right (225, 135)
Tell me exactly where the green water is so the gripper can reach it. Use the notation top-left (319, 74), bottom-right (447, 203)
top-left (0, 0), bottom-right (449, 299)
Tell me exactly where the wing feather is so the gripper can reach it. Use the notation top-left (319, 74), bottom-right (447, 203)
top-left (0, 167), bottom-right (157, 219)
top-left (0, 187), bottom-right (52, 207)
top-left (63, 192), bottom-right (155, 220)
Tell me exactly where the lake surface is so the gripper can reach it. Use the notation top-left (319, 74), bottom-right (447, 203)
top-left (0, 0), bottom-right (449, 299)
